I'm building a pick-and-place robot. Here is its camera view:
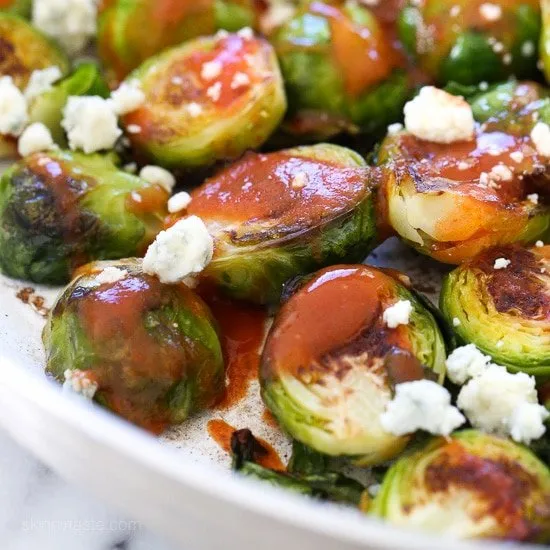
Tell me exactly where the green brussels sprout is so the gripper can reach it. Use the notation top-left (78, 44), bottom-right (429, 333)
top-left (272, 0), bottom-right (410, 139)
top-left (260, 264), bottom-right (447, 465)
top-left (541, 0), bottom-right (550, 83)
top-left (186, 143), bottom-right (377, 304)
top-left (0, 0), bottom-right (31, 17)
top-left (97, 0), bottom-right (262, 84)
top-left (0, 150), bottom-right (168, 284)
top-left (398, 0), bottom-right (541, 85)
top-left (441, 244), bottom-right (550, 377)
top-left (44, 259), bottom-right (225, 432)
top-left (122, 31), bottom-right (286, 169)
top-left (0, 12), bottom-right (69, 89)
top-left (370, 430), bottom-right (550, 542)
top-left (28, 63), bottom-right (110, 147)
top-left (377, 82), bottom-right (550, 264)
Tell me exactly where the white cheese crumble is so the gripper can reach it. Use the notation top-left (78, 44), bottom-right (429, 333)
top-left (17, 122), bottom-right (54, 156)
top-left (0, 76), bottom-right (27, 136)
top-left (489, 164), bottom-right (512, 182)
top-left (33, 0), bottom-right (97, 56)
top-left (143, 216), bottom-right (214, 284)
top-left (201, 60), bottom-right (223, 81)
top-left (126, 124), bottom-right (142, 134)
top-left (187, 102), bottom-right (203, 117)
top-left (522, 40), bottom-right (535, 57)
top-left (109, 82), bottom-right (145, 116)
top-left (238, 27), bottom-right (254, 39)
top-left (380, 380), bottom-right (465, 436)
top-left (231, 72), bottom-right (250, 89)
top-left (531, 122), bottom-right (550, 157)
top-left (536, 240), bottom-right (544, 247)
top-left (527, 193), bottom-right (539, 204)
top-left (291, 172), bottom-right (308, 189)
top-left (62, 96), bottom-right (122, 153)
top-left (509, 150), bottom-right (524, 163)
top-left (493, 257), bottom-right (510, 269)
top-left (479, 3), bottom-right (502, 21)
top-left (139, 165), bottom-right (176, 193)
top-left (206, 82), bottom-right (222, 102)
top-left (167, 191), bottom-right (192, 213)
top-left (404, 87), bottom-right (474, 144)
top-left (452, 317), bottom-right (461, 327)
top-left (24, 66), bottom-right (63, 102)
top-left (382, 299), bottom-right (412, 328)
top-left (95, 266), bottom-right (128, 285)
top-left (63, 368), bottom-right (98, 399)
top-left (445, 344), bottom-right (491, 385)
top-left (510, 403), bottom-right (549, 444)
top-left (387, 122), bottom-right (403, 135)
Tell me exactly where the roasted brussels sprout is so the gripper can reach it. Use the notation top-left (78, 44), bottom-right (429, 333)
top-left (97, 0), bottom-right (263, 84)
top-left (0, 13), bottom-right (69, 89)
top-left (186, 143), bottom-right (377, 304)
top-left (44, 259), bottom-right (225, 432)
top-left (27, 63), bottom-right (110, 147)
top-left (398, 0), bottom-right (541, 85)
top-left (377, 82), bottom-right (550, 264)
top-left (0, 150), bottom-right (168, 284)
top-left (260, 264), bottom-right (447, 465)
top-left (0, 0), bottom-right (31, 17)
top-left (441, 244), bottom-right (550, 377)
top-left (272, 0), bottom-right (410, 139)
top-left (542, 0), bottom-right (550, 83)
top-left (370, 430), bottom-right (550, 541)
top-left (121, 30), bottom-right (286, 169)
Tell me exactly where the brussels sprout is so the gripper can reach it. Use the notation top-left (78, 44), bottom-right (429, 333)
top-left (187, 143), bottom-right (377, 304)
top-left (0, 150), bottom-right (168, 284)
top-left (44, 259), bottom-right (225, 432)
top-left (398, 0), bottom-right (541, 85)
top-left (0, 13), bottom-right (69, 89)
top-left (0, 0), bottom-right (31, 17)
top-left (441, 244), bottom-right (550, 377)
top-left (541, 0), bottom-right (550, 83)
top-left (122, 31), bottom-right (286, 169)
top-left (272, 0), bottom-right (410, 139)
top-left (260, 264), bottom-right (447, 465)
top-left (28, 63), bottom-right (110, 147)
top-left (370, 430), bottom-right (550, 541)
top-left (97, 0), bottom-right (261, 84)
top-left (377, 82), bottom-right (550, 264)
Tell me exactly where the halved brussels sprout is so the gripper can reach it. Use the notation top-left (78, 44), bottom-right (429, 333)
top-left (377, 82), bottom-right (550, 264)
top-left (0, 12), bottom-right (69, 89)
top-left (398, 0), bottom-right (541, 84)
top-left (260, 264), bottom-right (447, 465)
top-left (44, 259), bottom-right (225, 432)
top-left (97, 0), bottom-right (261, 84)
top-left (542, 0), bottom-right (550, 83)
top-left (0, 150), bottom-right (168, 284)
top-left (441, 244), bottom-right (550, 377)
top-left (0, 0), bottom-right (31, 17)
top-left (28, 63), bottom-right (110, 147)
top-left (186, 143), bottom-right (377, 304)
top-left (370, 430), bottom-right (550, 542)
top-left (272, 0), bottom-right (410, 139)
top-left (121, 31), bottom-right (286, 169)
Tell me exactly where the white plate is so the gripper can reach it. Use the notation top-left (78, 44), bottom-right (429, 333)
top-left (0, 238), bottom-right (541, 550)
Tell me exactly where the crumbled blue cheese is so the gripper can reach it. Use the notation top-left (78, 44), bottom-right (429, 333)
top-left (139, 165), bottom-right (176, 193)
top-left (527, 193), bottom-right (539, 204)
top-left (445, 344), bottom-right (492, 385)
top-left (531, 122), bottom-right (550, 157)
top-left (479, 3), bottom-right (502, 21)
top-left (0, 76), bottom-right (28, 136)
top-left (17, 122), bottom-right (55, 156)
top-left (493, 257), bottom-right (510, 269)
top-left (24, 66), bottom-right (63, 102)
top-left (382, 299), bottom-right (412, 328)
top-left (167, 191), bottom-right (192, 213)
top-left (63, 369), bottom-right (98, 399)
top-left (380, 380), bottom-right (465, 436)
top-left (201, 60), bottom-right (222, 81)
top-left (142, 216), bottom-right (214, 284)
top-left (95, 266), bottom-right (128, 285)
top-left (109, 81), bottom-right (145, 116)
top-left (62, 96), bottom-right (122, 153)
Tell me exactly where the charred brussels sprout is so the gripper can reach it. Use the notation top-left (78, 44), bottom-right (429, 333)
top-left (0, 150), bottom-right (168, 284)
top-left (121, 31), bottom-right (286, 169)
top-left (378, 82), bottom-right (550, 264)
top-left (260, 264), bottom-right (447, 465)
top-left (0, 13), bottom-right (69, 89)
top-left (0, 0), bottom-right (31, 17)
top-left (272, 0), bottom-right (410, 139)
top-left (44, 259), bottom-right (224, 432)
top-left (186, 144), bottom-right (377, 304)
top-left (371, 430), bottom-right (550, 541)
top-left (98, 0), bottom-right (261, 83)
top-left (398, 0), bottom-right (541, 84)
top-left (441, 245), bottom-right (550, 377)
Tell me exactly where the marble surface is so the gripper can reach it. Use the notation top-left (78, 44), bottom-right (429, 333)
top-left (0, 428), bottom-right (180, 550)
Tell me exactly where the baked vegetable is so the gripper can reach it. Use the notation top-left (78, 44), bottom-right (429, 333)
top-left (0, 150), bottom-right (168, 284)
top-left (441, 244), bottom-right (550, 378)
top-left (377, 82), bottom-right (550, 264)
top-left (186, 143), bottom-right (377, 304)
top-left (370, 430), bottom-right (550, 542)
top-left (260, 264), bottom-right (447, 465)
top-left (44, 259), bottom-right (224, 432)
top-left (97, 0), bottom-right (261, 84)
top-left (121, 30), bottom-right (286, 169)
top-left (272, 0), bottom-right (410, 139)
top-left (398, 0), bottom-right (541, 84)
top-left (541, 0), bottom-right (550, 83)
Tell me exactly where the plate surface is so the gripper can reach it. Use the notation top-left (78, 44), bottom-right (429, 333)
top-left (0, 237), bottom-right (541, 550)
